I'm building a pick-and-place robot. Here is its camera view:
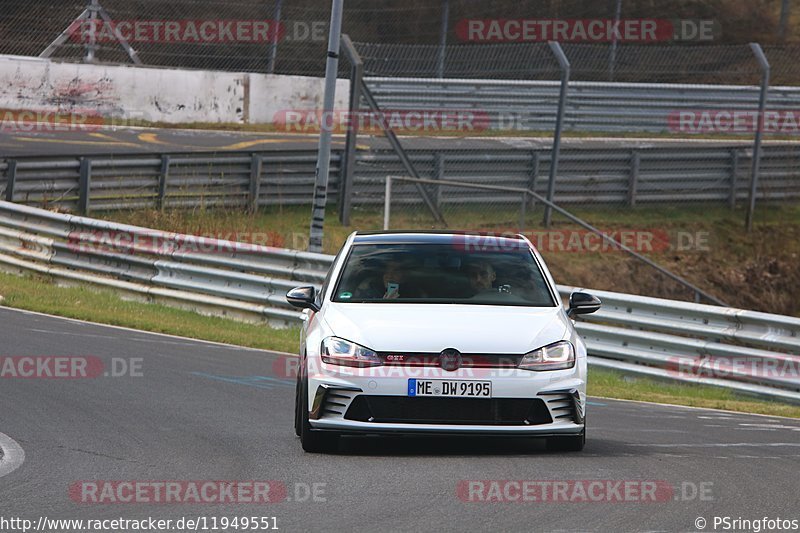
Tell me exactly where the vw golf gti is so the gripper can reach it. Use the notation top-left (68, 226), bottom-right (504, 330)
top-left (287, 231), bottom-right (601, 453)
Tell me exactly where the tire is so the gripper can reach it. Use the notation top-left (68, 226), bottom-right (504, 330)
top-left (299, 378), bottom-right (339, 453)
top-left (545, 428), bottom-right (586, 452)
top-left (293, 376), bottom-right (302, 437)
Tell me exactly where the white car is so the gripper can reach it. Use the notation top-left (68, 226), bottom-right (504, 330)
top-left (287, 231), bottom-right (601, 453)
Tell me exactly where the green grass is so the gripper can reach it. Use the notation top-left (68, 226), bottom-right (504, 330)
top-left (0, 271), bottom-right (301, 353)
top-left (99, 202), bottom-right (800, 255)
top-left (98, 202), bottom-right (800, 316)
top-left (1, 270), bottom-right (798, 418)
top-left (588, 368), bottom-right (800, 419)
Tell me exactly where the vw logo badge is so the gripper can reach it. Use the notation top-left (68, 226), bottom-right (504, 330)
top-left (439, 348), bottom-right (462, 371)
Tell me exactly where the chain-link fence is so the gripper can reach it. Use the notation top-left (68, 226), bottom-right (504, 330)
top-left (343, 41), bottom-right (800, 218)
top-left (330, 36), bottom-right (800, 304)
top-left (1, 0), bottom-right (799, 75)
top-left (2, 0), bottom-right (800, 307)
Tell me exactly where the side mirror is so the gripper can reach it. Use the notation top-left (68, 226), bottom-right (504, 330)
top-left (567, 291), bottom-right (601, 318)
top-left (286, 286), bottom-right (320, 313)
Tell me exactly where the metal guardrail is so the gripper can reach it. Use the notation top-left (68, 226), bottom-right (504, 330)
top-left (355, 144), bottom-right (800, 206)
top-left (2, 144), bottom-right (799, 213)
top-left (0, 201), bottom-right (798, 403)
top-left (364, 77), bottom-right (800, 134)
top-left (1, 151), bottom-right (342, 213)
top-left (0, 201), bottom-right (330, 324)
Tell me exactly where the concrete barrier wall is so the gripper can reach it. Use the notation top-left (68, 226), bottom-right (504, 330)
top-left (0, 55), bottom-right (349, 125)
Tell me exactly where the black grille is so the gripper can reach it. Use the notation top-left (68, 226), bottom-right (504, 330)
top-left (344, 396), bottom-right (552, 426)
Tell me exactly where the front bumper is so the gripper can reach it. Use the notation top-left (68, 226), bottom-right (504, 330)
top-left (305, 359), bottom-right (587, 436)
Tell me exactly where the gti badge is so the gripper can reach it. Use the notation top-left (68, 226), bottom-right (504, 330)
top-left (439, 348), bottom-right (462, 371)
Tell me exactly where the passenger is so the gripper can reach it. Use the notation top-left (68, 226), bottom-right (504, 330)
top-left (465, 259), bottom-right (497, 296)
top-left (510, 268), bottom-right (552, 304)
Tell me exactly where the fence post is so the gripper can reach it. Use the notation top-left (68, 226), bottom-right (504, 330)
top-left (746, 42), bottom-right (770, 232)
top-left (544, 41), bottom-right (570, 227)
top-left (780, 0), bottom-right (791, 41)
top-left (437, 0), bottom-right (450, 77)
top-left (729, 149), bottom-right (739, 209)
top-left (266, 0), bottom-right (283, 74)
top-left (78, 157), bottom-right (92, 214)
top-left (608, 0), bottom-right (622, 81)
top-left (308, 0), bottom-right (344, 253)
top-left (339, 35), bottom-right (363, 226)
top-left (249, 153), bottom-right (262, 213)
top-left (5, 160), bottom-right (17, 202)
top-left (527, 151), bottom-right (539, 209)
top-left (157, 154), bottom-right (170, 211)
top-left (628, 151), bottom-right (640, 207)
top-left (383, 177), bottom-right (392, 230)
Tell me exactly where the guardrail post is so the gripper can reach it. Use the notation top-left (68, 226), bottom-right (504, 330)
top-left (746, 42), bottom-right (770, 232)
top-left (78, 157), bottom-right (92, 214)
top-left (729, 149), bottom-right (739, 209)
top-left (527, 151), bottom-right (539, 209)
top-left (157, 154), bottom-right (170, 211)
top-left (4, 160), bottom-right (17, 202)
top-left (339, 34), bottom-right (363, 226)
top-left (544, 41), bottom-right (570, 227)
top-left (249, 153), bottom-right (262, 213)
top-left (628, 151), bottom-right (640, 207)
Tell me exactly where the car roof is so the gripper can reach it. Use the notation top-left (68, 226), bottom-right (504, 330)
top-left (352, 230), bottom-right (529, 246)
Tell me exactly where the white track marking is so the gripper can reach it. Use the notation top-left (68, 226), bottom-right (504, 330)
top-left (631, 442), bottom-right (800, 448)
top-left (0, 306), bottom-right (288, 354)
top-left (0, 432), bottom-right (25, 478)
top-left (591, 395), bottom-right (800, 421)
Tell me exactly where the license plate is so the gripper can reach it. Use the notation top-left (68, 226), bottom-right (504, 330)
top-left (407, 379), bottom-right (492, 398)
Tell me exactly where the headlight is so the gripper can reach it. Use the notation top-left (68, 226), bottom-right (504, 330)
top-left (321, 337), bottom-right (382, 368)
top-left (518, 341), bottom-right (575, 371)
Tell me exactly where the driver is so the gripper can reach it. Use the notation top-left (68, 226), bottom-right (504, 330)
top-left (354, 258), bottom-right (422, 300)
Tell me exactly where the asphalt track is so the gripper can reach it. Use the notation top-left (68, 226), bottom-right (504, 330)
top-left (0, 125), bottom-right (771, 157)
top-left (1, 307), bottom-right (798, 532)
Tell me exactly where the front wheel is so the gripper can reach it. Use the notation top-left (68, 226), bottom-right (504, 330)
top-left (299, 378), bottom-right (339, 453)
top-left (545, 429), bottom-right (585, 452)
top-left (294, 376), bottom-right (302, 437)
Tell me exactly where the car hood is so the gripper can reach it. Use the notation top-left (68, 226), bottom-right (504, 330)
top-left (320, 303), bottom-right (569, 354)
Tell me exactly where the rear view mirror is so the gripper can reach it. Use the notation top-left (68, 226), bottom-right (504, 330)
top-left (567, 292), bottom-right (601, 317)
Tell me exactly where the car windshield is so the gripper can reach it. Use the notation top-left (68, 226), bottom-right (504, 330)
top-left (332, 243), bottom-right (556, 306)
